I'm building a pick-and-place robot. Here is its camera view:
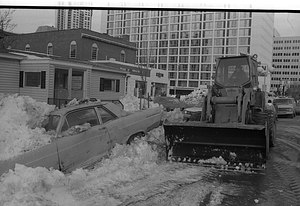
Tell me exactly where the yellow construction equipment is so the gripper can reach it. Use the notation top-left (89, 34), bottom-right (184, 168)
top-left (164, 54), bottom-right (277, 170)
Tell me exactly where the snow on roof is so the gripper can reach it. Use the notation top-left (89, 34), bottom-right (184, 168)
top-left (9, 52), bottom-right (50, 60)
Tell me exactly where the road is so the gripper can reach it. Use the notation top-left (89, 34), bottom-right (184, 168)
top-left (117, 116), bottom-right (300, 206)
top-left (214, 116), bottom-right (300, 206)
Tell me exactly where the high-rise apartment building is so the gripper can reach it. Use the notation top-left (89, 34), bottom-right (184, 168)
top-left (272, 36), bottom-right (300, 93)
top-left (106, 10), bottom-right (274, 94)
top-left (55, 9), bottom-right (93, 30)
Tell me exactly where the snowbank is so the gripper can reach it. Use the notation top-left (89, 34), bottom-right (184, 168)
top-left (0, 94), bottom-right (56, 161)
top-left (120, 94), bottom-right (160, 112)
top-left (180, 89), bottom-right (206, 105)
top-left (0, 134), bottom-right (161, 206)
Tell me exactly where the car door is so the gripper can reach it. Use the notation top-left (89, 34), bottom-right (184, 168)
top-left (55, 107), bottom-right (112, 173)
top-left (96, 106), bottom-right (128, 146)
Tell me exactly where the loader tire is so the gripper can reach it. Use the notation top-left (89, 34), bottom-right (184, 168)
top-left (270, 121), bottom-right (277, 147)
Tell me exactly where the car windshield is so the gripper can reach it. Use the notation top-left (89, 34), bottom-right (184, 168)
top-left (42, 115), bottom-right (61, 132)
top-left (273, 98), bottom-right (293, 104)
top-left (215, 57), bottom-right (250, 86)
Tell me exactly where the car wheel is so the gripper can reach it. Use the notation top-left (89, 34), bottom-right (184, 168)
top-left (127, 132), bottom-right (144, 144)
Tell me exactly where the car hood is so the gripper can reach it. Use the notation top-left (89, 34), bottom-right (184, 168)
top-left (276, 104), bottom-right (294, 109)
top-left (184, 107), bottom-right (202, 112)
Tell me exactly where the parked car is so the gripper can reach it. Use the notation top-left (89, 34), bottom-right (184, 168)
top-left (0, 101), bottom-right (163, 175)
top-left (183, 100), bottom-right (204, 121)
top-left (273, 97), bottom-right (297, 118)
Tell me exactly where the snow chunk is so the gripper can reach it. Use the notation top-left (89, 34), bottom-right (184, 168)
top-left (0, 94), bottom-right (56, 160)
top-left (120, 94), bottom-right (160, 112)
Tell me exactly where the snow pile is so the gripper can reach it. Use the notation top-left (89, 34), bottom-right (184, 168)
top-left (180, 89), bottom-right (206, 105)
top-left (0, 94), bottom-right (56, 161)
top-left (0, 139), bottom-right (160, 206)
top-left (0, 164), bottom-right (66, 206)
top-left (120, 94), bottom-right (160, 112)
top-left (162, 108), bottom-right (185, 122)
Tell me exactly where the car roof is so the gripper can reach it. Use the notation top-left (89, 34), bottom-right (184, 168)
top-left (50, 101), bottom-right (109, 116)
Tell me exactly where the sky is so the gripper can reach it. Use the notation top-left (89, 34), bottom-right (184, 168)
top-left (5, 8), bottom-right (300, 37)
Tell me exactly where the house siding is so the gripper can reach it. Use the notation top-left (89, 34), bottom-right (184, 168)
top-left (19, 62), bottom-right (49, 102)
top-left (90, 70), bottom-right (125, 100)
top-left (0, 59), bottom-right (20, 94)
top-left (48, 65), bottom-right (55, 99)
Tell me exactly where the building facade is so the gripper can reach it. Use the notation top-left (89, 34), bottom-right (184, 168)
top-left (106, 10), bottom-right (274, 94)
top-left (55, 9), bottom-right (93, 30)
top-left (271, 36), bottom-right (300, 94)
top-left (92, 59), bottom-right (169, 98)
top-left (8, 29), bottom-right (137, 64)
top-left (0, 50), bottom-right (129, 107)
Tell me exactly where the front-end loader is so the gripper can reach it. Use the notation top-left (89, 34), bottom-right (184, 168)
top-left (164, 54), bottom-right (277, 171)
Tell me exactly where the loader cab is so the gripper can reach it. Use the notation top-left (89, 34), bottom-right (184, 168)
top-left (215, 56), bottom-right (251, 88)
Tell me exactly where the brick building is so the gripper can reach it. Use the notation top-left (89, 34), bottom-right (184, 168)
top-left (8, 28), bottom-right (137, 64)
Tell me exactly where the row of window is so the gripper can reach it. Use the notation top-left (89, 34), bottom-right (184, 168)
top-left (108, 21), bottom-right (251, 35)
top-left (169, 79), bottom-right (211, 87)
top-left (273, 65), bottom-right (300, 69)
top-left (18, 70), bottom-right (121, 93)
top-left (274, 40), bottom-right (300, 44)
top-left (126, 29), bottom-right (251, 40)
top-left (273, 59), bottom-right (300, 62)
top-left (129, 30), bottom-right (250, 42)
top-left (168, 71), bottom-right (213, 79)
top-left (107, 11), bottom-right (251, 21)
top-left (135, 38), bottom-right (250, 49)
top-left (271, 77), bottom-right (300, 81)
top-left (273, 46), bottom-right (300, 50)
top-left (108, 19), bottom-right (251, 29)
top-left (24, 42), bottom-right (126, 62)
top-left (273, 53), bottom-right (300, 56)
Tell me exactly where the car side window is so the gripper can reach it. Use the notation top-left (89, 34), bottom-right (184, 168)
top-left (97, 106), bottom-right (116, 123)
top-left (61, 108), bottom-right (99, 132)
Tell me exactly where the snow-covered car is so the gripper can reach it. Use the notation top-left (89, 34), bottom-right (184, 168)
top-left (273, 97), bottom-right (296, 118)
top-left (183, 101), bottom-right (203, 121)
top-left (0, 101), bottom-right (163, 175)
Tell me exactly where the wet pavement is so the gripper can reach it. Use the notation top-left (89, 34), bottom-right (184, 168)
top-left (210, 116), bottom-right (300, 206)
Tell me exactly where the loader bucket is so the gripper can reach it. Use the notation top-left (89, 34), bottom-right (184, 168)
top-left (164, 121), bottom-right (268, 170)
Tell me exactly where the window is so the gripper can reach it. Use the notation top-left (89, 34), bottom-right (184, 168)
top-left (191, 48), bottom-right (200, 54)
top-left (180, 40), bottom-right (189, 47)
top-left (100, 78), bottom-right (120, 92)
top-left (178, 72), bottom-right (188, 79)
top-left (70, 41), bottom-right (77, 58)
top-left (61, 108), bottom-right (99, 132)
top-left (159, 48), bottom-right (168, 55)
top-left (189, 81), bottom-right (199, 87)
top-left (25, 72), bottom-right (41, 87)
top-left (202, 39), bottom-right (212, 46)
top-left (190, 56), bottom-right (200, 63)
top-left (91, 43), bottom-right (98, 60)
top-left (120, 50), bottom-right (125, 62)
top-left (180, 48), bottom-right (189, 55)
top-left (97, 107), bottom-right (116, 123)
top-left (169, 48), bottom-right (178, 55)
top-left (25, 44), bottom-right (30, 51)
top-left (47, 43), bottom-right (53, 55)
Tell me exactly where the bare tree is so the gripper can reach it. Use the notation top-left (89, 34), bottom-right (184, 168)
top-left (0, 9), bottom-right (16, 31)
top-left (0, 9), bottom-right (18, 49)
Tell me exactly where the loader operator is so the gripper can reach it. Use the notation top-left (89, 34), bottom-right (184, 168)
top-left (228, 66), bottom-right (249, 85)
